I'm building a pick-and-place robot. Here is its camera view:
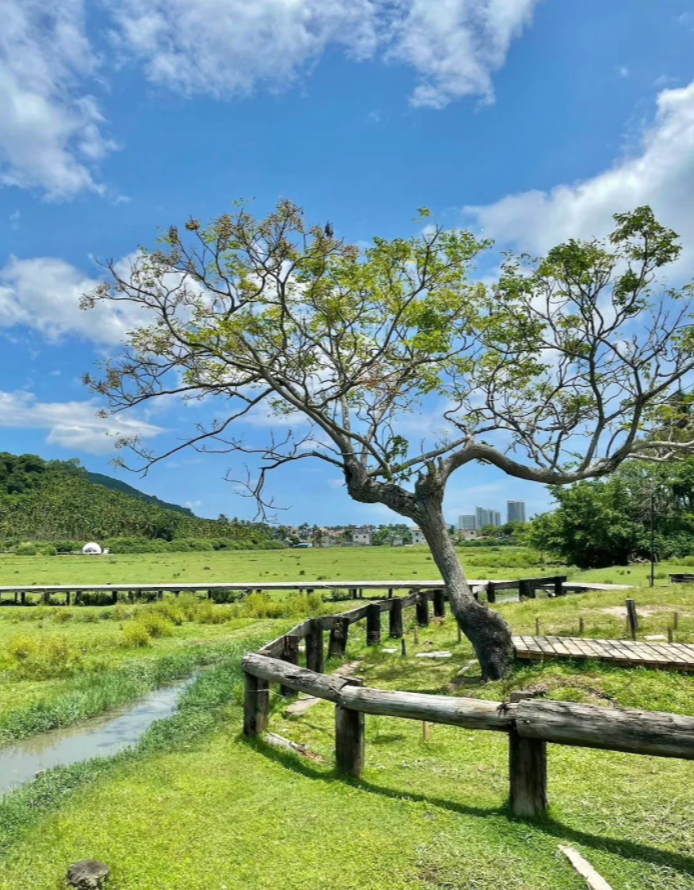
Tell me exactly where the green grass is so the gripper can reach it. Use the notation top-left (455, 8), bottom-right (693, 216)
top-left (0, 544), bottom-right (548, 589)
top-left (1, 543), bottom-right (691, 593)
top-left (0, 586), bottom-right (341, 742)
top-left (0, 585), bottom-right (693, 887)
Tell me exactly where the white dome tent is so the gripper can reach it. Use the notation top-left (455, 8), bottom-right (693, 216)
top-left (82, 542), bottom-right (103, 555)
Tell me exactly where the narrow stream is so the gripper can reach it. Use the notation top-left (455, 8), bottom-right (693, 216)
top-left (0, 676), bottom-right (195, 797)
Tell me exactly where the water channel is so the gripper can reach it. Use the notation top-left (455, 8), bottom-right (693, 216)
top-left (0, 676), bottom-right (195, 797)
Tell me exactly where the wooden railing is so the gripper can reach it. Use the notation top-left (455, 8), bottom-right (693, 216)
top-left (242, 585), bottom-right (694, 818)
top-left (0, 575), bottom-right (569, 606)
top-left (669, 573), bottom-right (694, 585)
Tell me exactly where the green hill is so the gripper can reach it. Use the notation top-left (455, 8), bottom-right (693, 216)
top-left (0, 453), bottom-right (270, 545)
top-left (86, 472), bottom-right (194, 516)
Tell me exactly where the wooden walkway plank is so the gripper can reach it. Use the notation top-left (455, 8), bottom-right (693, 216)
top-left (513, 635), bottom-right (694, 672)
top-left (544, 636), bottom-right (572, 657)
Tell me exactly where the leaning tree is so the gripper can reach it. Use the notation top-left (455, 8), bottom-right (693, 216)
top-left (83, 202), bottom-right (694, 679)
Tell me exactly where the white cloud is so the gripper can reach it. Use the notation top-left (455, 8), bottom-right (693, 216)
top-left (106, 0), bottom-right (379, 98)
top-left (0, 255), bottom-right (148, 344)
top-left (185, 499), bottom-right (202, 510)
top-left (0, 0), bottom-right (114, 199)
top-left (0, 0), bottom-right (539, 197)
top-left (106, 0), bottom-right (540, 108)
top-left (387, 0), bottom-right (542, 108)
top-left (464, 80), bottom-right (694, 272)
top-left (0, 390), bottom-right (163, 455)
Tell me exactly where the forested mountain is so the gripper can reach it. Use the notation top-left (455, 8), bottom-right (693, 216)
top-left (86, 472), bottom-right (194, 516)
top-left (0, 453), bottom-right (269, 544)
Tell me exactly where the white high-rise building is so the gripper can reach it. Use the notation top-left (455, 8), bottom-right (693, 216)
top-left (476, 506), bottom-right (490, 529)
top-left (475, 507), bottom-right (502, 529)
top-left (507, 500), bottom-right (527, 523)
top-left (458, 514), bottom-right (477, 531)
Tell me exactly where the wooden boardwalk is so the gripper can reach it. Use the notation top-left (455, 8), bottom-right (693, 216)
top-left (513, 635), bottom-right (694, 672)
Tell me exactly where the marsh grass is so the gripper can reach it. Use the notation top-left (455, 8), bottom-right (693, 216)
top-left (1, 590), bottom-right (694, 888)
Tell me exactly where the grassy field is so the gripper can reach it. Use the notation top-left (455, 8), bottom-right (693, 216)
top-left (0, 545), bottom-right (688, 743)
top-left (0, 544), bottom-right (691, 590)
top-left (0, 589), bottom-right (331, 743)
top-left (0, 585), bottom-right (693, 887)
top-left (0, 544), bottom-right (542, 588)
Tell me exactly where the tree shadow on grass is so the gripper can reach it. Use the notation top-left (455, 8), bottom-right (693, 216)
top-left (247, 736), bottom-right (694, 879)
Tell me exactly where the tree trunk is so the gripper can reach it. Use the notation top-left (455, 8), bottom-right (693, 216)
top-left (343, 458), bottom-right (513, 680)
top-left (418, 501), bottom-right (513, 681)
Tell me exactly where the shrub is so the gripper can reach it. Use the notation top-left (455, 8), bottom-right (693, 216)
top-left (137, 611), bottom-right (174, 638)
top-left (4, 633), bottom-right (83, 679)
top-left (186, 539), bottom-right (214, 551)
top-left (123, 622), bottom-right (153, 647)
top-left (40, 544), bottom-right (58, 556)
top-left (15, 542), bottom-right (37, 556)
top-left (53, 540), bottom-right (80, 553)
top-left (167, 541), bottom-right (191, 552)
top-left (113, 604), bottom-right (135, 621)
top-left (6, 634), bottom-right (37, 661)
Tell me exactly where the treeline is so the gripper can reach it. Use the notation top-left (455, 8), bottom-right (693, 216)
top-left (529, 460), bottom-right (694, 568)
top-left (0, 453), bottom-right (273, 546)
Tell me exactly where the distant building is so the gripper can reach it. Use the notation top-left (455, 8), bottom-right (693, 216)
top-left (475, 507), bottom-right (502, 529)
top-left (458, 514), bottom-right (477, 531)
top-left (411, 527), bottom-right (426, 545)
top-left (352, 528), bottom-right (372, 546)
top-left (507, 500), bottom-right (527, 523)
top-left (475, 507), bottom-right (490, 529)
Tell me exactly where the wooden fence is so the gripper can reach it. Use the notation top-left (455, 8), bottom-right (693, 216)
top-left (242, 583), bottom-right (694, 818)
top-left (669, 573), bottom-right (694, 585)
top-left (0, 575), bottom-right (567, 606)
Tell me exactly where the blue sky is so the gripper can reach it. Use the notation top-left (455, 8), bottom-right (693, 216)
top-left (1, 0), bottom-right (693, 526)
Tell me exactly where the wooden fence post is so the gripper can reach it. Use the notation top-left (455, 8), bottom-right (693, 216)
top-left (487, 582), bottom-right (496, 604)
top-left (243, 672), bottom-right (270, 738)
top-left (433, 589), bottom-right (446, 618)
top-left (416, 591), bottom-right (429, 627)
top-left (366, 603), bottom-right (381, 645)
top-left (306, 619), bottom-right (325, 673)
top-left (626, 598), bottom-right (638, 640)
top-left (509, 728), bottom-right (548, 817)
top-left (111, 590), bottom-right (118, 605)
top-left (335, 706), bottom-right (365, 777)
top-left (20, 591), bottom-right (26, 606)
top-left (328, 616), bottom-right (349, 659)
top-left (389, 598), bottom-right (403, 638)
top-left (554, 576), bottom-right (567, 597)
top-left (518, 580), bottom-right (529, 601)
top-left (280, 635), bottom-right (300, 697)
top-left (66, 591), bottom-right (71, 606)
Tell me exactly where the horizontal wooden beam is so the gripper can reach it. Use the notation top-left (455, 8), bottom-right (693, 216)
top-left (0, 579), bottom-right (461, 595)
top-left (242, 654), bottom-right (356, 703)
top-left (339, 686), bottom-right (516, 731)
top-left (515, 699), bottom-right (694, 760)
top-left (244, 654), bottom-right (694, 761)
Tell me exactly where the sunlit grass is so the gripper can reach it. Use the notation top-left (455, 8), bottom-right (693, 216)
top-left (1, 588), bottom-right (694, 888)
